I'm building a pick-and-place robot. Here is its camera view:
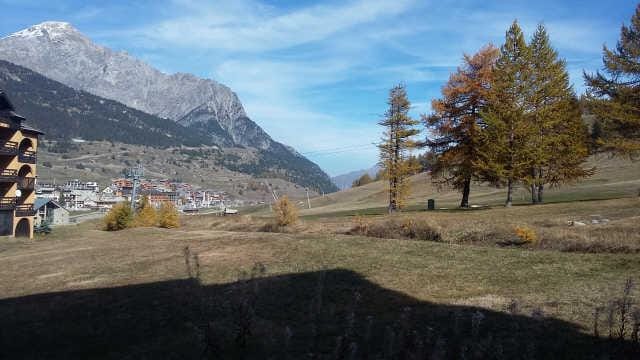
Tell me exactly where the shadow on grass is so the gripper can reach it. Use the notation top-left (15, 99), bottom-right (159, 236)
top-left (0, 269), bottom-right (637, 359)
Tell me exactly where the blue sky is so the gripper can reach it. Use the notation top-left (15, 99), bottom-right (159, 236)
top-left (0, 0), bottom-right (637, 176)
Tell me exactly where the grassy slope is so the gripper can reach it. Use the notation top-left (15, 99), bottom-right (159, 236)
top-left (1, 205), bottom-right (638, 326)
top-left (1, 155), bottom-right (639, 357)
top-left (301, 155), bottom-right (640, 216)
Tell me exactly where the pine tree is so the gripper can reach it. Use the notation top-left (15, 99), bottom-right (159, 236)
top-left (379, 84), bottom-right (420, 213)
top-left (584, 4), bottom-right (640, 156)
top-left (478, 21), bottom-right (533, 207)
top-left (527, 24), bottom-right (592, 203)
top-left (425, 44), bottom-right (499, 208)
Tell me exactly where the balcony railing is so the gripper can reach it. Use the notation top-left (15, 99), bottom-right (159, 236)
top-left (0, 140), bottom-right (18, 156)
top-left (0, 169), bottom-right (17, 182)
top-left (18, 150), bottom-right (37, 164)
top-left (0, 197), bottom-right (17, 210)
top-left (15, 204), bottom-right (36, 217)
top-left (18, 177), bottom-right (35, 190)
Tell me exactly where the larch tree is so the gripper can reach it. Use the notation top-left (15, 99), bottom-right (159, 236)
top-left (379, 84), bottom-right (420, 213)
top-left (132, 195), bottom-right (158, 227)
top-left (584, 4), bottom-right (640, 157)
top-left (478, 21), bottom-right (533, 207)
top-left (527, 24), bottom-right (592, 203)
top-left (425, 44), bottom-right (499, 208)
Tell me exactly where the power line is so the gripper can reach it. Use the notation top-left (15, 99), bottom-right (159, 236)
top-left (301, 143), bottom-right (375, 155)
top-left (301, 142), bottom-right (381, 156)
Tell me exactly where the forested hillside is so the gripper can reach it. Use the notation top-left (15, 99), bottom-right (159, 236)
top-left (0, 60), bottom-right (337, 192)
top-left (0, 60), bottom-right (213, 147)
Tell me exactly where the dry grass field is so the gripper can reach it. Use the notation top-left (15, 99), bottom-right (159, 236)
top-left (1, 193), bottom-right (639, 358)
top-left (293, 155), bottom-right (640, 216)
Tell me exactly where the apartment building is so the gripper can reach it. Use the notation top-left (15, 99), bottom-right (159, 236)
top-left (0, 90), bottom-right (43, 238)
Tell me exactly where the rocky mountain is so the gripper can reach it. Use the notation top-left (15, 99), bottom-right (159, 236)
top-left (0, 22), bottom-right (337, 192)
top-left (0, 60), bottom-right (214, 148)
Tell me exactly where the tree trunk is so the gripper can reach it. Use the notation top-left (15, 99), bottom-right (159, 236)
top-left (537, 168), bottom-right (544, 203)
top-left (505, 177), bottom-right (513, 207)
top-left (537, 184), bottom-right (544, 203)
top-left (388, 177), bottom-right (395, 213)
top-left (530, 167), bottom-right (538, 204)
top-left (460, 177), bottom-right (471, 208)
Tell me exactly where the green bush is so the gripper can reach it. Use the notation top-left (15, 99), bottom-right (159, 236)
top-left (35, 221), bottom-right (52, 235)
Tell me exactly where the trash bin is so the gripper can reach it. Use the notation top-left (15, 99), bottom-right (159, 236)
top-left (427, 199), bottom-right (435, 210)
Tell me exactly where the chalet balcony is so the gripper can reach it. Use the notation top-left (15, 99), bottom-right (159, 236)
top-left (15, 204), bottom-right (36, 217)
top-left (0, 140), bottom-right (18, 156)
top-left (18, 150), bottom-right (37, 164)
top-left (0, 169), bottom-right (17, 182)
top-left (18, 177), bottom-right (35, 191)
top-left (0, 197), bottom-right (17, 210)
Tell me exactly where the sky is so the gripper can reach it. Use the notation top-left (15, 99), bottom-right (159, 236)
top-left (0, 0), bottom-right (637, 176)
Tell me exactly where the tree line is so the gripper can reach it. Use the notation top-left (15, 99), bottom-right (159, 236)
top-left (379, 5), bottom-right (640, 212)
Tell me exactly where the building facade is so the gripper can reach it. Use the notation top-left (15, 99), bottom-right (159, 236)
top-left (34, 199), bottom-right (69, 226)
top-left (0, 90), bottom-right (43, 238)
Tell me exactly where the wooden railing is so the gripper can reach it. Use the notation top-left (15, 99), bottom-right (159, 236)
top-left (19, 150), bottom-right (37, 164)
top-left (0, 169), bottom-right (17, 182)
top-left (18, 177), bottom-right (35, 190)
top-left (15, 204), bottom-right (36, 217)
top-left (0, 140), bottom-right (18, 156)
top-left (0, 197), bottom-right (17, 209)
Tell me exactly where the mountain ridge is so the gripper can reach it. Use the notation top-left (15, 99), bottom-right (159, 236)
top-left (0, 21), bottom-right (337, 192)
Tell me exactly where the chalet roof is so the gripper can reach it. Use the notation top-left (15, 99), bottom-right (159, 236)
top-left (20, 123), bottom-right (45, 135)
top-left (0, 90), bottom-right (25, 122)
top-left (34, 198), bottom-right (65, 210)
top-left (0, 89), bottom-right (44, 134)
top-left (0, 90), bottom-right (15, 111)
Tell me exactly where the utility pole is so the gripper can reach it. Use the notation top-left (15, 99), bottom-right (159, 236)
top-left (305, 187), bottom-right (311, 209)
top-left (126, 164), bottom-right (144, 213)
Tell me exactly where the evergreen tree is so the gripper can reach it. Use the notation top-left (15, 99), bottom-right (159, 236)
top-left (426, 44), bottom-right (499, 208)
top-left (584, 4), bottom-right (640, 156)
top-left (378, 84), bottom-right (420, 213)
top-left (478, 21), bottom-right (533, 207)
top-left (527, 24), bottom-right (592, 203)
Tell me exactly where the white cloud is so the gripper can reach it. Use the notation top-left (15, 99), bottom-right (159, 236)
top-left (142, 0), bottom-right (417, 52)
top-left (92, 0), bottom-right (622, 175)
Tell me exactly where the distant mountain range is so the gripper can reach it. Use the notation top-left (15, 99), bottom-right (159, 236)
top-left (331, 165), bottom-right (380, 190)
top-left (0, 22), bottom-right (337, 192)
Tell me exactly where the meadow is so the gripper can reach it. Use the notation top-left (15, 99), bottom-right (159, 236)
top-left (1, 186), bottom-right (639, 358)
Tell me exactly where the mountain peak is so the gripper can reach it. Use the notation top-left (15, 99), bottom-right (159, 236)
top-left (5, 21), bottom-right (78, 40)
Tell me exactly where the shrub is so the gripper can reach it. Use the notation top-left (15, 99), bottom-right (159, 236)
top-left (514, 226), bottom-right (537, 244)
top-left (273, 196), bottom-right (298, 227)
top-left (34, 221), bottom-right (52, 235)
top-left (103, 202), bottom-right (133, 231)
top-left (132, 196), bottom-right (157, 227)
top-left (350, 216), bottom-right (442, 242)
top-left (352, 173), bottom-right (373, 187)
top-left (158, 202), bottom-right (180, 229)
top-left (351, 215), bottom-right (370, 234)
